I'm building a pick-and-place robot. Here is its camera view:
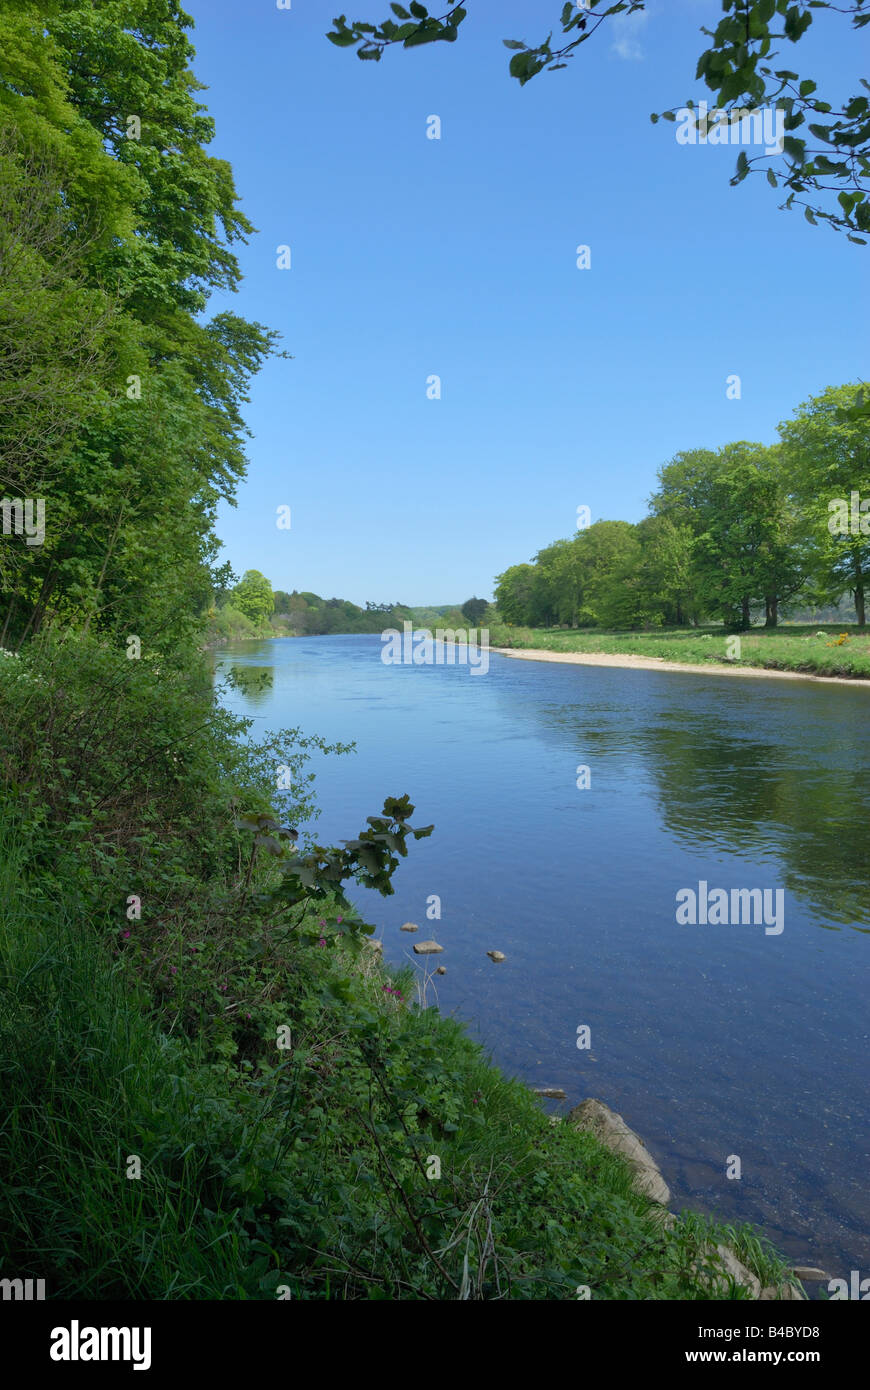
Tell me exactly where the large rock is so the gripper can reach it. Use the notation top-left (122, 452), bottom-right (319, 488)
top-left (413, 940), bottom-right (443, 954)
top-left (759, 1280), bottom-right (807, 1301)
top-left (568, 1098), bottom-right (671, 1206)
top-left (701, 1244), bottom-right (761, 1299)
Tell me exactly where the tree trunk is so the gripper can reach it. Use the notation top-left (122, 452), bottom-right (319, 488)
top-left (741, 596), bottom-right (751, 629)
top-left (764, 596), bottom-right (778, 627)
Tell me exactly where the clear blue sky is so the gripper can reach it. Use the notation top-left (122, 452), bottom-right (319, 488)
top-left (190, 0), bottom-right (868, 606)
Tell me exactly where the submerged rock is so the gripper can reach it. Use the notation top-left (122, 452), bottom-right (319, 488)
top-left (532, 1087), bottom-right (567, 1099)
top-left (568, 1098), bottom-right (671, 1206)
top-left (791, 1266), bottom-right (831, 1282)
top-left (486, 950), bottom-right (506, 963)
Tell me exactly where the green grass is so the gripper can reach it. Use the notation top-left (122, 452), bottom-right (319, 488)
top-left (488, 622), bottom-right (870, 679)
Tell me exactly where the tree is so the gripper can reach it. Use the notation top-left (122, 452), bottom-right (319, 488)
top-left (780, 383), bottom-right (870, 626)
top-left (231, 571), bottom-right (274, 625)
top-left (494, 562), bottom-right (540, 626)
top-left (461, 596), bottom-right (488, 625)
top-left (326, 1), bottom-right (870, 242)
top-left (0, 1), bottom-right (283, 648)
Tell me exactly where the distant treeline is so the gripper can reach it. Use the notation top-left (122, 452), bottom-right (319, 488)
top-left (208, 573), bottom-right (487, 639)
top-left (495, 382), bottom-right (870, 631)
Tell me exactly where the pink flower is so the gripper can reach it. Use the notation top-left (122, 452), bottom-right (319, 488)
top-left (318, 937), bottom-right (326, 947)
top-left (122, 931), bottom-right (130, 940)
top-left (336, 916), bottom-right (343, 924)
top-left (170, 966), bottom-right (177, 974)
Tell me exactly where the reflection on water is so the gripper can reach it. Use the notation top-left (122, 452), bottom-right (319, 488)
top-left (214, 637), bottom-right (870, 1282)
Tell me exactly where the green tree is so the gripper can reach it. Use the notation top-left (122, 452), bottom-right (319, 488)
top-left (0, 1), bottom-right (283, 648)
top-left (461, 596), bottom-right (488, 625)
top-left (231, 570), bottom-right (274, 625)
top-left (494, 562), bottom-right (539, 625)
top-left (780, 383), bottom-right (870, 626)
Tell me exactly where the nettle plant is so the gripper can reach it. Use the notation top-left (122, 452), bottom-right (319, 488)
top-left (236, 795), bottom-right (433, 947)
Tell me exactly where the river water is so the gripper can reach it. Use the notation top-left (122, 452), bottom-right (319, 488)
top-left (214, 634), bottom-right (869, 1283)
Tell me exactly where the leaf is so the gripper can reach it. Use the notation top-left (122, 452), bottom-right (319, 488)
top-left (326, 30), bottom-right (357, 47)
top-left (390, 2), bottom-right (411, 15)
top-left (409, 0), bottom-right (428, 16)
top-left (503, 39), bottom-right (527, 50)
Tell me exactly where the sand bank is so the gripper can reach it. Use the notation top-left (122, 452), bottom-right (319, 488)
top-left (492, 647), bottom-right (870, 687)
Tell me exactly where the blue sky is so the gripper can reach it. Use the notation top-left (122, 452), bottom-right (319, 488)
top-left (190, 0), bottom-right (868, 606)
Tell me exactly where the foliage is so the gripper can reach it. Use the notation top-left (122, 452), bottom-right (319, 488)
top-left (231, 570), bottom-right (275, 625)
top-left (494, 386), bottom-right (868, 634)
top-left (326, 0), bottom-right (869, 239)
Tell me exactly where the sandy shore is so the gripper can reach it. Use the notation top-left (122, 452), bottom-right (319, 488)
top-left (492, 646), bottom-right (870, 688)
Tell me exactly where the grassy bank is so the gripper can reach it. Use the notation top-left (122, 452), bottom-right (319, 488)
top-left (0, 634), bottom-right (797, 1299)
top-left (488, 622), bottom-right (870, 680)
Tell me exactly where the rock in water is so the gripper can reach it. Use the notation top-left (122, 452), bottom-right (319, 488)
top-left (487, 950), bottom-right (506, 963)
top-left (532, 1087), bottom-right (567, 1099)
top-left (436, 966), bottom-right (446, 975)
top-left (400, 922), bottom-right (419, 932)
top-left (413, 940), bottom-right (443, 954)
top-left (568, 1098), bottom-right (671, 1206)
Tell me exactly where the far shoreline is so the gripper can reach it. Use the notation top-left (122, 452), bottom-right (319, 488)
top-left (492, 646), bottom-right (870, 688)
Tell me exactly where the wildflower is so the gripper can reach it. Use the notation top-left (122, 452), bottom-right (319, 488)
top-left (318, 937), bottom-right (326, 947)
top-left (336, 916), bottom-right (343, 924)
top-left (122, 931), bottom-right (130, 940)
top-left (170, 965), bottom-right (177, 974)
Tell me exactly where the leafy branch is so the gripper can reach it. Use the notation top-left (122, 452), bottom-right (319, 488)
top-left (238, 794), bottom-right (434, 944)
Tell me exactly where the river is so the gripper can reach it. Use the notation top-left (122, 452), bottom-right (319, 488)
top-left (214, 633), bottom-right (869, 1283)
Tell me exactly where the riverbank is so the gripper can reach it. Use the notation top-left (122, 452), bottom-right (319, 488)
top-left (0, 633), bottom-right (801, 1301)
top-left (494, 646), bottom-right (870, 686)
top-left (487, 622), bottom-right (870, 682)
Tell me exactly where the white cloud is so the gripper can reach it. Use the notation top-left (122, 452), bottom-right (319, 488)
top-left (611, 8), bottom-right (650, 62)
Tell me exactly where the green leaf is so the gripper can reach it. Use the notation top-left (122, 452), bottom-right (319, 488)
top-left (409, 1), bottom-right (428, 16)
top-left (503, 39), bottom-right (527, 50)
top-left (390, 2), bottom-right (411, 15)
